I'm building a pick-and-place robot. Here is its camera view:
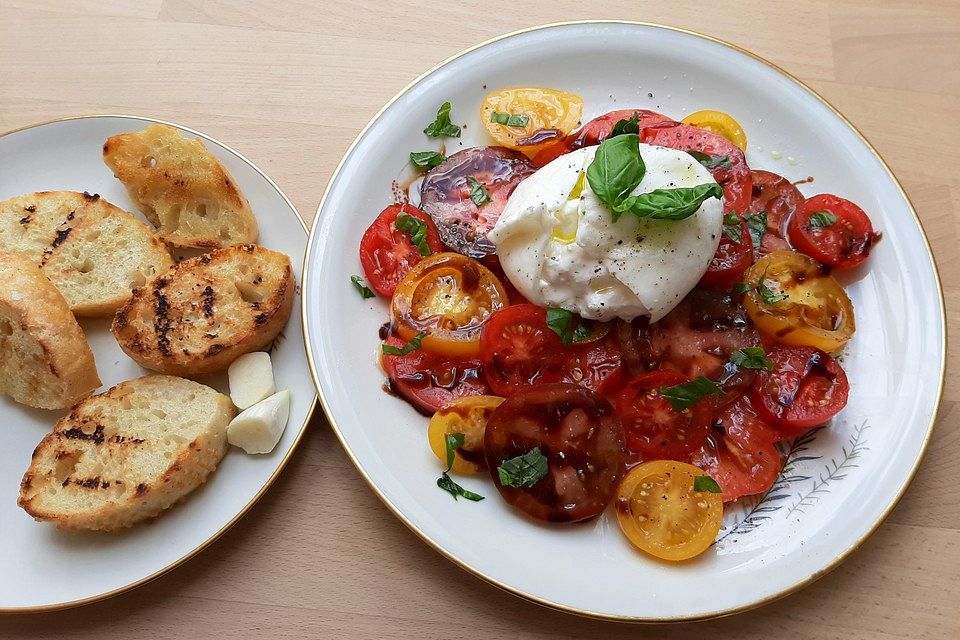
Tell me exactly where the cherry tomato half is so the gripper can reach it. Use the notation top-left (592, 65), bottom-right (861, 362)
top-left (427, 395), bottom-right (504, 474)
top-left (391, 252), bottom-right (508, 357)
top-left (749, 345), bottom-right (848, 434)
top-left (480, 87), bottom-right (584, 157)
top-left (742, 251), bottom-right (855, 352)
top-left (532, 109), bottom-right (674, 167)
top-left (788, 194), bottom-right (881, 270)
top-left (700, 215), bottom-right (753, 289)
top-left (747, 170), bottom-right (804, 257)
top-left (614, 460), bottom-right (723, 561)
top-left (479, 304), bottom-right (565, 396)
top-left (484, 383), bottom-right (627, 522)
top-left (359, 204), bottom-right (444, 297)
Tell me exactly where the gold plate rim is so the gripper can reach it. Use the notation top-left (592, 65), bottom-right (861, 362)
top-left (0, 113), bottom-right (318, 615)
top-left (303, 20), bottom-right (947, 624)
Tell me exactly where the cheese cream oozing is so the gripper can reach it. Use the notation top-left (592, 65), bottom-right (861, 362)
top-left (488, 143), bottom-right (723, 322)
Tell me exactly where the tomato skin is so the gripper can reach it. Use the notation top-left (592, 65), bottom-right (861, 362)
top-left (747, 170), bottom-right (804, 258)
top-left (689, 398), bottom-right (782, 502)
top-left (381, 336), bottom-right (489, 414)
top-left (749, 345), bottom-right (849, 433)
top-left (359, 204), bottom-right (443, 297)
top-left (479, 304), bottom-right (565, 396)
top-left (532, 109), bottom-right (674, 167)
top-left (484, 383), bottom-right (627, 522)
top-left (699, 216), bottom-right (753, 289)
top-left (641, 123), bottom-right (753, 215)
top-left (788, 194), bottom-right (880, 270)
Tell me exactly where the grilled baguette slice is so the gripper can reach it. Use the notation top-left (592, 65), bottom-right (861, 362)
top-left (112, 244), bottom-right (294, 376)
top-left (19, 375), bottom-right (235, 532)
top-left (0, 191), bottom-right (173, 316)
top-left (0, 252), bottom-right (100, 409)
top-left (102, 124), bottom-right (259, 249)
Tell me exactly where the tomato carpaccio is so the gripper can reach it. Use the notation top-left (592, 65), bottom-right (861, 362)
top-left (532, 109), bottom-right (674, 167)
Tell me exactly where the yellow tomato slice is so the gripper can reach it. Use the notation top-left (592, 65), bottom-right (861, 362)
top-left (615, 460), bottom-right (723, 561)
top-left (480, 87), bottom-right (584, 157)
top-left (428, 395), bottom-right (504, 474)
top-left (681, 110), bottom-right (748, 151)
top-left (391, 252), bottom-right (508, 357)
top-left (742, 251), bottom-right (855, 353)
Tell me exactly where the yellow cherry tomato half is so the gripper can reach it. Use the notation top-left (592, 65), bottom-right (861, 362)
top-left (480, 87), bottom-right (584, 157)
top-left (391, 252), bottom-right (508, 357)
top-left (742, 251), bottom-right (856, 353)
top-left (681, 110), bottom-right (748, 151)
top-left (428, 395), bottom-right (504, 474)
top-left (615, 460), bottom-right (723, 562)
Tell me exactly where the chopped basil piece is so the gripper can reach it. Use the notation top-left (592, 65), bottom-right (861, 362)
top-left (744, 212), bottom-right (767, 248)
top-left (409, 150), bottom-right (445, 170)
top-left (350, 275), bottom-right (375, 299)
top-left (757, 267), bottom-right (788, 305)
top-left (497, 447), bottom-right (548, 488)
top-left (694, 475), bottom-right (722, 493)
top-left (395, 211), bottom-right (432, 257)
top-left (729, 346), bottom-right (773, 370)
top-left (490, 111), bottom-right (530, 127)
top-left (659, 376), bottom-right (722, 412)
top-left (731, 282), bottom-right (754, 295)
top-left (444, 432), bottom-right (465, 470)
top-left (687, 150), bottom-right (733, 169)
top-left (545, 308), bottom-right (590, 345)
top-left (467, 176), bottom-right (490, 207)
top-left (423, 101), bottom-right (461, 138)
top-left (609, 111), bottom-right (640, 137)
top-left (722, 213), bottom-right (743, 243)
top-left (808, 211), bottom-right (837, 228)
top-left (437, 474), bottom-right (485, 501)
top-left (616, 183), bottom-right (724, 221)
top-left (381, 331), bottom-right (426, 356)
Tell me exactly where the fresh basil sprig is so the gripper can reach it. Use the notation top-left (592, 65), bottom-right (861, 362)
top-left (659, 376), bottom-right (722, 411)
top-left (609, 111), bottom-right (640, 137)
top-left (545, 308), bottom-right (591, 345)
top-left (808, 211), bottom-right (837, 229)
top-left (381, 331), bottom-right (426, 356)
top-left (694, 475), bottom-right (722, 493)
top-left (350, 275), bottom-right (375, 299)
top-left (687, 150), bottom-right (733, 169)
top-left (490, 111), bottom-right (529, 127)
top-left (395, 212), bottom-right (432, 257)
top-left (409, 150), bottom-right (445, 170)
top-left (729, 346), bottom-right (773, 370)
top-left (424, 101), bottom-right (461, 138)
top-left (436, 433), bottom-right (484, 501)
top-left (497, 447), bottom-right (548, 488)
top-left (467, 177), bottom-right (490, 207)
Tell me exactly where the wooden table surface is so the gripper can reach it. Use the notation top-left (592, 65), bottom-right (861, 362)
top-left (2, 1), bottom-right (957, 638)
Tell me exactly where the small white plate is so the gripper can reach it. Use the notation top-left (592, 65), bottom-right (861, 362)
top-left (303, 22), bottom-right (945, 621)
top-left (0, 115), bottom-right (315, 612)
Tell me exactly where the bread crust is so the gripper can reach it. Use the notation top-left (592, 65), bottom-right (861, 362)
top-left (0, 252), bottom-right (100, 409)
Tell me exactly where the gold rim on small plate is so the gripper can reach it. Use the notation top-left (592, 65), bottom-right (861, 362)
top-left (301, 20), bottom-right (947, 623)
top-left (0, 114), bottom-right (318, 615)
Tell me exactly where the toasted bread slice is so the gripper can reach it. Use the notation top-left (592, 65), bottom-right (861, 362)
top-left (0, 252), bottom-right (100, 410)
top-left (112, 244), bottom-right (294, 376)
top-left (102, 124), bottom-right (259, 249)
top-left (19, 375), bottom-right (235, 531)
top-left (0, 191), bottom-right (174, 316)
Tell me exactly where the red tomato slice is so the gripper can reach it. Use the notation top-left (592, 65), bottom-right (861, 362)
top-left (788, 194), bottom-right (881, 270)
top-left (531, 109), bottom-right (674, 167)
top-left (479, 304), bottom-right (565, 396)
top-left (689, 398), bottom-right (782, 502)
top-left (747, 170), bottom-right (804, 257)
top-left (484, 383), bottom-right (627, 522)
top-left (559, 332), bottom-right (622, 391)
top-left (700, 215), bottom-right (753, 289)
top-left (608, 370), bottom-right (714, 459)
top-left (358, 204), bottom-right (444, 297)
top-left (381, 335), bottom-right (489, 414)
top-left (750, 345), bottom-right (849, 435)
top-left (641, 123), bottom-right (753, 215)
top-left (419, 146), bottom-right (534, 259)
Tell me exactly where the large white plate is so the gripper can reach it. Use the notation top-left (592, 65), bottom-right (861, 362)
top-left (303, 22), bottom-right (945, 621)
top-left (0, 115), bottom-right (315, 612)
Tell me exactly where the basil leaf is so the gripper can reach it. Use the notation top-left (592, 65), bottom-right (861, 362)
top-left (437, 473), bottom-right (485, 501)
top-left (729, 346), bottom-right (773, 370)
top-left (545, 308), bottom-right (592, 345)
top-left (808, 210), bottom-right (837, 228)
top-left (497, 447), bottom-right (548, 488)
top-left (693, 475), bottom-right (722, 493)
top-left (744, 212), bottom-right (767, 248)
top-left (350, 275), bottom-right (375, 299)
top-left (731, 282), bottom-right (754, 295)
top-left (618, 183), bottom-right (723, 221)
top-left (722, 213), bottom-right (743, 243)
top-left (467, 177), bottom-right (490, 207)
top-left (409, 150), bottom-right (445, 170)
top-left (586, 133), bottom-right (645, 220)
top-left (659, 376), bottom-right (722, 411)
top-left (424, 101), bottom-right (461, 138)
top-left (381, 331), bottom-right (426, 356)
top-left (490, 111), bottom-right (530, 127)
top-left (395, 212), bottom-right (432, 257)
top-left (444, 432), bottom-right (465, 471)
top-left (687, 150), bottom-right (733, 169)
top-left (609, 111), bottom-right (640, 137)
top-left (757, 267), bottom-right (788, 304)
top-left (572, 320), bottom-right (592, 343)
